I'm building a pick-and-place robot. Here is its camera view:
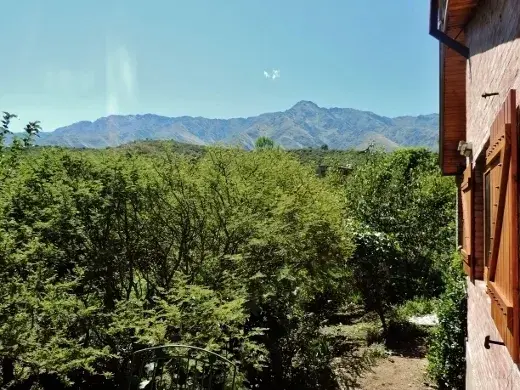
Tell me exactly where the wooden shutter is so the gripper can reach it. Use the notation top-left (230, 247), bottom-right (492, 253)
top-left (485, 90), bottom-right (519, 362)
top-left (460, 164), bottom-right (473, 279)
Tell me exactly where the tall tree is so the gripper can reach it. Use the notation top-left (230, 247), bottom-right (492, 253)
top-left (254, 136), bottom-right (275, 150)
top-left (344, 148), bottom-right (456, 300)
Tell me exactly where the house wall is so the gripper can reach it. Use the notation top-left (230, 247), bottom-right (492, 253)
top-left (465, 0), bottom-right (520, 162)
top-left (466, 280), bottom-right (520, 389)
top-left (463, 1), bottom-right (520, 388)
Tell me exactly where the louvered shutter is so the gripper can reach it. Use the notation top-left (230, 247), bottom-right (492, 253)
top-left (485, 90), bottom-right (519, 362)
top-left (460, 164), bottom-right (473, 279)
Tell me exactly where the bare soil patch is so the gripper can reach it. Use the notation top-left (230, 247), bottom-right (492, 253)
top-left (355, 326), bottom-right (435, 390)
top-left (355, 355), bottom-right (432, 390)
top-left (327, 309), bottom-right (437, 390)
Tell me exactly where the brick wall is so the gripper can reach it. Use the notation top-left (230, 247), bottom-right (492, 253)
top-left (464, 1), bottom-right (520, 387)
top-left (466, 0), bottom-right (520, 161)
top-left (466, 280), bottom-right (520, 389)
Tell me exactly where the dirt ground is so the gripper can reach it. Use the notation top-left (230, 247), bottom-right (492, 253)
top-left (356, 355), bottom-right (433, 390)
top-left (355, 323), bottom-right (435, 390)
top-left (327, 313), bottom-right (437, 390)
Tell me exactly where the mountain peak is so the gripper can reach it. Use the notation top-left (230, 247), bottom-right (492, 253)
top-left (290, 100), bottom-right (320, 110)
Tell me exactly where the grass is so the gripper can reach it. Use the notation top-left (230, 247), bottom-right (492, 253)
top-left (396, 297), bottom-right (439, 319)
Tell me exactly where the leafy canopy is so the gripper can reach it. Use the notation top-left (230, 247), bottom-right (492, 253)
top-left (254, 136), bottom-right (275, 150)
top-left (0, 140), bottom-right (356, 389)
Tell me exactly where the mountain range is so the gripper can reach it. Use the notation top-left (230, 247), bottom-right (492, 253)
top-left (18, 101), bottom-right (439, 150)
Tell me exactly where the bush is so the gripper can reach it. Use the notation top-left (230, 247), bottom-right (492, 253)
top-left (0, 123), bottom-right (458, 388)
top-left (397, 297), bottom-right (439, 318)
top-left (0, 146), bottom-right (358, 389)
top-left (348, 227), bottom-right (404, 334)
top-left (344, 148), bottom-right (456, 300)
top-left (427, 253), bottom-right (467, 389)
top-left (254, 136), bottom-right (275, 150)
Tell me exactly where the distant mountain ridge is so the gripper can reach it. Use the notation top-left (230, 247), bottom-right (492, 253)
top-left (24, 101), bottom-right (439, 150)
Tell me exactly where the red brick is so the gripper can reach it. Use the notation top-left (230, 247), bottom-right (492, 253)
top-left (466, 0), bottom-right (520, 162)
top-left (466, 280), bottom-right (520, 389)
top-left (464, 1), bottom-right (520, 387)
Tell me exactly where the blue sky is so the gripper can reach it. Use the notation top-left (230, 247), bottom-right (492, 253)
top-left (0, 0), bottom-right (438, 131)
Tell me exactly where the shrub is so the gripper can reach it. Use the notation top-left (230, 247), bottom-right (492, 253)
top-left (344, 148), bottom-right (456, 300)
top-left (348, 227), bottom-right (404, 333)
top-left (397, 297), bottom-right (439, 318)
top-left (254, 136), bottom-right (275, 150)
top-left (0, 146), bottom-right (358, 389)
top-left (427, 253), bottom-right (467, 389)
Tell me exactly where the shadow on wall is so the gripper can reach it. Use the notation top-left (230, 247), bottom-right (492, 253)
top-left (467, 0), bottom-right (520, 58)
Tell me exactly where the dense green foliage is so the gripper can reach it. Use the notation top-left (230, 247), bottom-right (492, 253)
top-left (254, 136), bottom-right (275, 150)
top-left (116, 139), bottom-right (207, 158)
top-left (290, 147), bottom-right (369, 170)
top-left (0, 136), bottom-right (361, 389)
top-left (428, 253), bottom-right (467, 389)
top-left (343, 149), bottom-right (456, 324)
top-left (0, 121), bottom-right (457, 389)
top-left (397, 297), bottom-right (439, 319)
top-left (349, 229), bottom-right (403, 332)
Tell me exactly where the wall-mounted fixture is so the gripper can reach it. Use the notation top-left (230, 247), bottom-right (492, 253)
top-left (482, 92), bottom-right (499, 98)
top-left (484, 335), bottom-right (505, 349)
top-left (458, 141), bottom-right (473, 158)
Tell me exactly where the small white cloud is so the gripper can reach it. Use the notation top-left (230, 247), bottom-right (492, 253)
top-left (263, 69), bottom-right (280, 80)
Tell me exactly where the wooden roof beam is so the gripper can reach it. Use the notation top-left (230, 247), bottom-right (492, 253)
top-left (429, 0), bottom-right (469, 58)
